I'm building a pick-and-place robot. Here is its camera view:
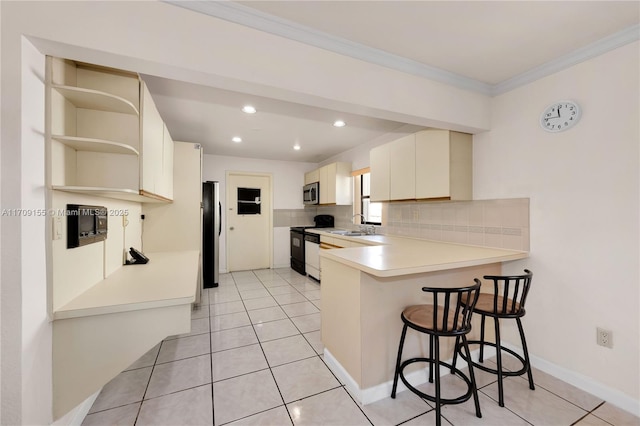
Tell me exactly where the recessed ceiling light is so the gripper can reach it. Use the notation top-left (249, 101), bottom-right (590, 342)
top-left (293, 144), bottom-right (301, 151)
top-left (333, 120), bottom-right (346, 127)
top-left (242, 105), bottom-right (256, 114)
top-left (232, 136), bottom-right (242, 143)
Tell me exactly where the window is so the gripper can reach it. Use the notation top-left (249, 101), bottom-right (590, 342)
top-left (359, 173), bottom-right (382, 225)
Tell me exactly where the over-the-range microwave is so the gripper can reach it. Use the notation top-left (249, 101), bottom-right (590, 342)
top-left (303, 182), bottom-right (319, 205)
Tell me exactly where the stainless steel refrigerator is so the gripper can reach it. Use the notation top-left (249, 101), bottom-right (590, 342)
top-left (202, 181), bottom-right (221, 288)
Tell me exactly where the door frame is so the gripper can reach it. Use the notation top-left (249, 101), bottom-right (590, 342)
top-left (225, 171), bottom-right (273, 272)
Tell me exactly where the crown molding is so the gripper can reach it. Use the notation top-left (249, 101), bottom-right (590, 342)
top-left (166, 1), bottom-right (639, 97)
top-left (165, 1), bottom-right (492, 94)
top-left (492, 24), bottom-right (640, 95)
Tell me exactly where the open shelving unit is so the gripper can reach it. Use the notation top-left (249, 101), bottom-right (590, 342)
top-left (47, 57), bottom-right (186, 420)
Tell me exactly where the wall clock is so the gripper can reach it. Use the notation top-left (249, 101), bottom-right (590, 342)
top-left (540, 100), bottom-right (581, 132)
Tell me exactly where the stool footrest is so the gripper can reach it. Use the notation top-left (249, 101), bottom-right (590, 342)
top-left (399, 358), bottom-right (475, 406)
top-left (458, 340), bottom-right (529, 377)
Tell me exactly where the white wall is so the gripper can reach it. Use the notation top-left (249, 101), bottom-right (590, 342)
top-left (19, 38), bottom-right (50, 426)
top-left (474, 42), bottom-right (639, 408)
top-left (203, 154), bottom-right (317, 270)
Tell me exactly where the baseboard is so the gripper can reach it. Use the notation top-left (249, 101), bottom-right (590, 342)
top-left (502, 342), bottom-right (640, 417)
top-left (323, 347), bottom-right (496, 405)
top-left (51, 390), bottom-right (100, 425)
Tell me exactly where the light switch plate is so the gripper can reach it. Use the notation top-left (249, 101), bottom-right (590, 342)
top-left (53, 216), bottom-right (63, 240)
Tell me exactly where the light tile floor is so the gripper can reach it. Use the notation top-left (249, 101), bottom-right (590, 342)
top-left (83, 268), bottom-right (639, 426)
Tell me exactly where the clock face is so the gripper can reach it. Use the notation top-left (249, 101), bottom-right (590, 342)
top-left (540, 101), bottom-right (581, 132)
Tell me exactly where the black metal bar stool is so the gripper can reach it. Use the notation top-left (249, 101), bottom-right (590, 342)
top-left (391, 281), bottom-right (482, 426)
top-left (453, 269), bottom-right (534, 407)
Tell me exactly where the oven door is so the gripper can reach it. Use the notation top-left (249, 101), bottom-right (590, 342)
top-left (290, 229), bottom-right (306, 275)
top-left (304, 233), bottom-right (320, 281)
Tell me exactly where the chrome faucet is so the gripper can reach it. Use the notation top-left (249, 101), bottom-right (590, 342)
top-left (353, 214), bottom-right (375, 234)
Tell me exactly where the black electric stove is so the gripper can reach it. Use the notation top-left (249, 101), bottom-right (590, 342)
top-left (290, 215), bottom-right (334, 275)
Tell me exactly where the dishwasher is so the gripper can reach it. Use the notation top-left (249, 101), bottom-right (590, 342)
top-left (304, 232), bottom-right (321, 281)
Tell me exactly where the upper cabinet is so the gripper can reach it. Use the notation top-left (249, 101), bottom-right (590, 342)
top-left (370, 130), bottom-right (472, 202)
top-left (140, 82), bottom-right (173, 201)
top-left (305, 162), bottom-right (352, 205)
top-left (304, 169), bottom-right (320, 185)
top-left (48, 57), bottom-right (173, 203)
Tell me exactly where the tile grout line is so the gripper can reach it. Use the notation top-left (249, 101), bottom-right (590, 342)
top-left (246, 270), bottom-right (297, 425)
top-left (132, 338), bottom-right (163, 425)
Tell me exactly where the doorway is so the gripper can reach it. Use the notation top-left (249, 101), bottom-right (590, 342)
top-left (226, 172), bottom-right (272, 272)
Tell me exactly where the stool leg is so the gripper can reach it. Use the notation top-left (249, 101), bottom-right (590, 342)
top-left (391, 324), bottom-right (408, 398)
top-left (451, 335), bottom-right (460, 374)
top-left (494, 317), bottom-right (505, 407)
top-left (462, 335), bottom-right (482, 419)
top-left (433, 335), bottom-right (442, 426)
top-left (516, 317), bottom-right (535, 391)
top-left (479, 314), bottom-right (486, 363)
top-left (429, 334), bottom-right (434, 383)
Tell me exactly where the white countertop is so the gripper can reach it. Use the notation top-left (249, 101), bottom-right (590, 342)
top-left (316, 231), bottom-right (528, 277)
top-left (53, 250), bottom-right (200, 320)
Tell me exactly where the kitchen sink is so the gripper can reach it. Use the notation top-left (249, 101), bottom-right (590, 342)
top-left (329, 230), bottom-right (364, 236)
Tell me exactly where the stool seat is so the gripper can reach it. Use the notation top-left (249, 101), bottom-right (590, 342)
top-left (454, 269), bottom-right (535, 408)
top-left (391, 281), bottom-right (482, 426)
top-left (402, 305), bottom-right (465, 333)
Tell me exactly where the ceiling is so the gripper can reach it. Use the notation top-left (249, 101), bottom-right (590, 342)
top-left (149, 1), bottom-right (639, 163)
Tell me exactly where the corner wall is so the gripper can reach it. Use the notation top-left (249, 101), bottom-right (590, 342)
top-left (474, 42), bottom-right (639, 408)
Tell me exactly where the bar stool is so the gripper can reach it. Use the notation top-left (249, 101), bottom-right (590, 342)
top-left (391, 281), bottom-right (482, 426)
top-left (453, 269), bottom-right (534, 407)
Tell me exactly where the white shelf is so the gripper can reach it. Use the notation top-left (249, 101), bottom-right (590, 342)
top-left (52, 135), bottom-right (139, 156)
top-left (53, 84), bottom-right (139, 116)
top-left (53, 186), bottom-right (170, 203)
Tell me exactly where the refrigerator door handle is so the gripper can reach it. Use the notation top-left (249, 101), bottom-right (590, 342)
top-left (218, 202), bottom-right (222, 236)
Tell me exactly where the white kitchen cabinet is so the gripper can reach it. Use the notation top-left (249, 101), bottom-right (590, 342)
top-left (305, 169), bottom-right (320, 185)
top-left (415, 129), bottom-right (472, 200)
top-left (318, 162), bottom-right (352, 205)
top-left (389, 134), bottom-right (416, 201)
top-left (370, 143), bottom-right (390, 202)
top-left (140, 82), bottom-right (173, 201)
top-left (369, 130), bottom-right (472, 202)
top-left (161, 123), bottom-right (174, 200)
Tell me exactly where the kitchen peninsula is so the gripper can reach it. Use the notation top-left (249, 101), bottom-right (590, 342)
top-left (318, 233), bottom-right (528, 405)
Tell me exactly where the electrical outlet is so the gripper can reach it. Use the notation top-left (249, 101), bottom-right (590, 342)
top-left (596, 327), bottom-right (613, 348)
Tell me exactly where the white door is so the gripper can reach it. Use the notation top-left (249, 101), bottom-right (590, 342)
top-left (226, 172), bottom-right (272, 271)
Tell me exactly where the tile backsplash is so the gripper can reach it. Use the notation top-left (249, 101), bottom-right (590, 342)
top-left (274, 199), bottom-right (529, 251)
top-left (274, 205), bottom-right (354, 229)
top-left (273, 209), bottom-right (317, 227)
top-left (381, 198), bottom-right (529, 251)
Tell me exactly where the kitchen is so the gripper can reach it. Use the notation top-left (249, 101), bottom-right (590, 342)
top-left (1, 1), bottom-right (639, 425)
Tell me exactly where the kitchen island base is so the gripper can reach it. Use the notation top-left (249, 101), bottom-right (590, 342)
top-left (321, 258), bottom-right (501, 405)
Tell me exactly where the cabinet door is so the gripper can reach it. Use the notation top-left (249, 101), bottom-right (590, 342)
top-left (305, 169), bottom-right (319, 185)
top-left (415, 130), bottom-right (450, 199)
top-left (334, 162), bottom-right (353, 205)
top-left (370, 144), bottom-right (390, 202)
top-left (140, 83), bottom-right (163, 195)
top-left (326, 163), bottom-right (337, 204)
top-left (389, 134), bottom-right (416, 200)
top-left (319, 165), bottom-right (329, 204)
top-left (161, 123), bottom-right (174, 200)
